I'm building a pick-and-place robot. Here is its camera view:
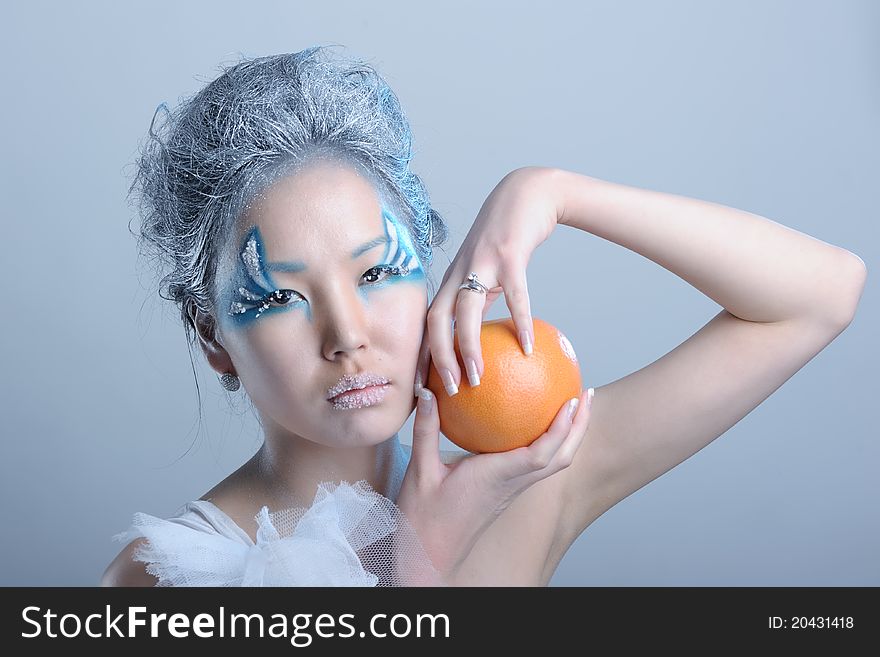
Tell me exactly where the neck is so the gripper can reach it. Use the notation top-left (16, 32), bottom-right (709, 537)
top-left (248, 425), bottom-right (405, 510)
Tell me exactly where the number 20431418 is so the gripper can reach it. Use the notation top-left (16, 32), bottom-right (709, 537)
top-left (768, 616), bottom-right (854, 629)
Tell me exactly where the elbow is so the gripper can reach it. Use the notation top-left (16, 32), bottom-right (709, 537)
top-left (826, 250), bottom-right (867, 329)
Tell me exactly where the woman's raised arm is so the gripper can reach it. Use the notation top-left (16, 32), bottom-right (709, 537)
top-left (554, 170), bottom-right (866, 326)
top-left (544, 169), bottom-right (866, 554)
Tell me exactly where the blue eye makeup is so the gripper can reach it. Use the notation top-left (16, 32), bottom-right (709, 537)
top-left (224, 208), bottom-right (424, 327)
top-left (379, 207), bottom-right (422, 275)
top-left (225, 227), bottom-right (304, 323)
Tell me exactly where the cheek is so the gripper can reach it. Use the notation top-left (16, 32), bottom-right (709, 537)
top-left (373, 288), bottom-right (427, 353)
top-left (231, 324), bottom-right (307, 395)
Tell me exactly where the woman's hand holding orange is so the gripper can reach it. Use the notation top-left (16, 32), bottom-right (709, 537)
top-left (397, 383), bottom-right (592, 585)
top-left (396, 166), bottom-right (594, 584)
top-left (414, 166), bottom-right (563, 396)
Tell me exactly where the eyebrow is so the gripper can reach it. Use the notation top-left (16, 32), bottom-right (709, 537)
top-left (264, 236), bottom-right (390, 273)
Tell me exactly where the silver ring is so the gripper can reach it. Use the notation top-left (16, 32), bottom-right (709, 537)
top-left (458, 271), bottom-right (489, 295)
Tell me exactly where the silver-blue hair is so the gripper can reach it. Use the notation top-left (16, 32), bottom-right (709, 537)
top-left (127, 45), bottom-right (449, 346)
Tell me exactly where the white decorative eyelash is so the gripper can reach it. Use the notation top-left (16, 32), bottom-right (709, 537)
top-left (228, 265), bottom-right (410, 317)
top-left (238, 286), bottom-right (263, 301)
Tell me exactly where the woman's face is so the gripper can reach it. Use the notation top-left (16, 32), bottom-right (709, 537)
top-left (213, 158), bottom-right (428, 448)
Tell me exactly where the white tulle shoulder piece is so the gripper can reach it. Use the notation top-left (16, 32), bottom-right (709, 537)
top-left (112, 478), bottom-right (445, 587)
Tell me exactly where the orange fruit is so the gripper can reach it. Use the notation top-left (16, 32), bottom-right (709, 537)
top-left (426, 317), bottom-right (582, 453)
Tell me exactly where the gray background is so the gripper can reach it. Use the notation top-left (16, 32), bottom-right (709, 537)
top-left (1, 0), bottom-right (876, 586)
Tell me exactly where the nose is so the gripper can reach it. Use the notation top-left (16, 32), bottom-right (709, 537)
top-left (319, 284), bottom-right (371, 361)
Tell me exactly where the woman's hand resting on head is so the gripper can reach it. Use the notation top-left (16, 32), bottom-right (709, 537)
top-left (397, 167), bottom-right (593, 585)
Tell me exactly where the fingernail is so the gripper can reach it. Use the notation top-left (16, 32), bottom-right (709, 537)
top-left (567, 397), bottom-right (579, 423)
top-left (413, 370), bottom-right (423, 398)
top-left (419, 387), bottom-right (433, 412)
top-left (519, 330), bottom-right (533, 356)
top-left (441, 368), bottom-right (458, 396)
top-left (587, 387), bottom-right (594, 409)
top-left (465, 359), bottom-right (480, 387)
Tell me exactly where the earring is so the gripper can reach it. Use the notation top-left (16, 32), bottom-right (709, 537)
top-left (219, 372), bottom-right (240, 391)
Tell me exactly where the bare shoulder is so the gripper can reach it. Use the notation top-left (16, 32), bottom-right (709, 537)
top-left (100, 539), bottom-right (158, 587)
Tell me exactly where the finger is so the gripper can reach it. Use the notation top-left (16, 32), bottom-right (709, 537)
top-left (413, 317), bottom-right (431, 398)
top-left (426, 296), bottom-right (461, 398)
top-left (410, 387), bottom-right (440, 473)
top-left (500, 261), bottom-right (534, 357)
top-left (520, 395), bottom-right (581, 471)
top-left (550, 388), bottom-right (594, 470)
top-left (454, 280), bottom-right (490, 388)
top-left (490, 394), bottom-right (582, 480)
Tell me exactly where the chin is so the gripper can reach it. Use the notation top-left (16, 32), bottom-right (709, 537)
top-left (321, 407), bottom-right (401, 443)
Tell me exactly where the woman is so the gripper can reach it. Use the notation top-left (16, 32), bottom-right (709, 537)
top-left (102, 45), bottom-right (866, 586)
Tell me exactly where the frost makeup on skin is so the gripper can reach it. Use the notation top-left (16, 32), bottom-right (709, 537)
top-left (222, 207), bottom-right (425, 330)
